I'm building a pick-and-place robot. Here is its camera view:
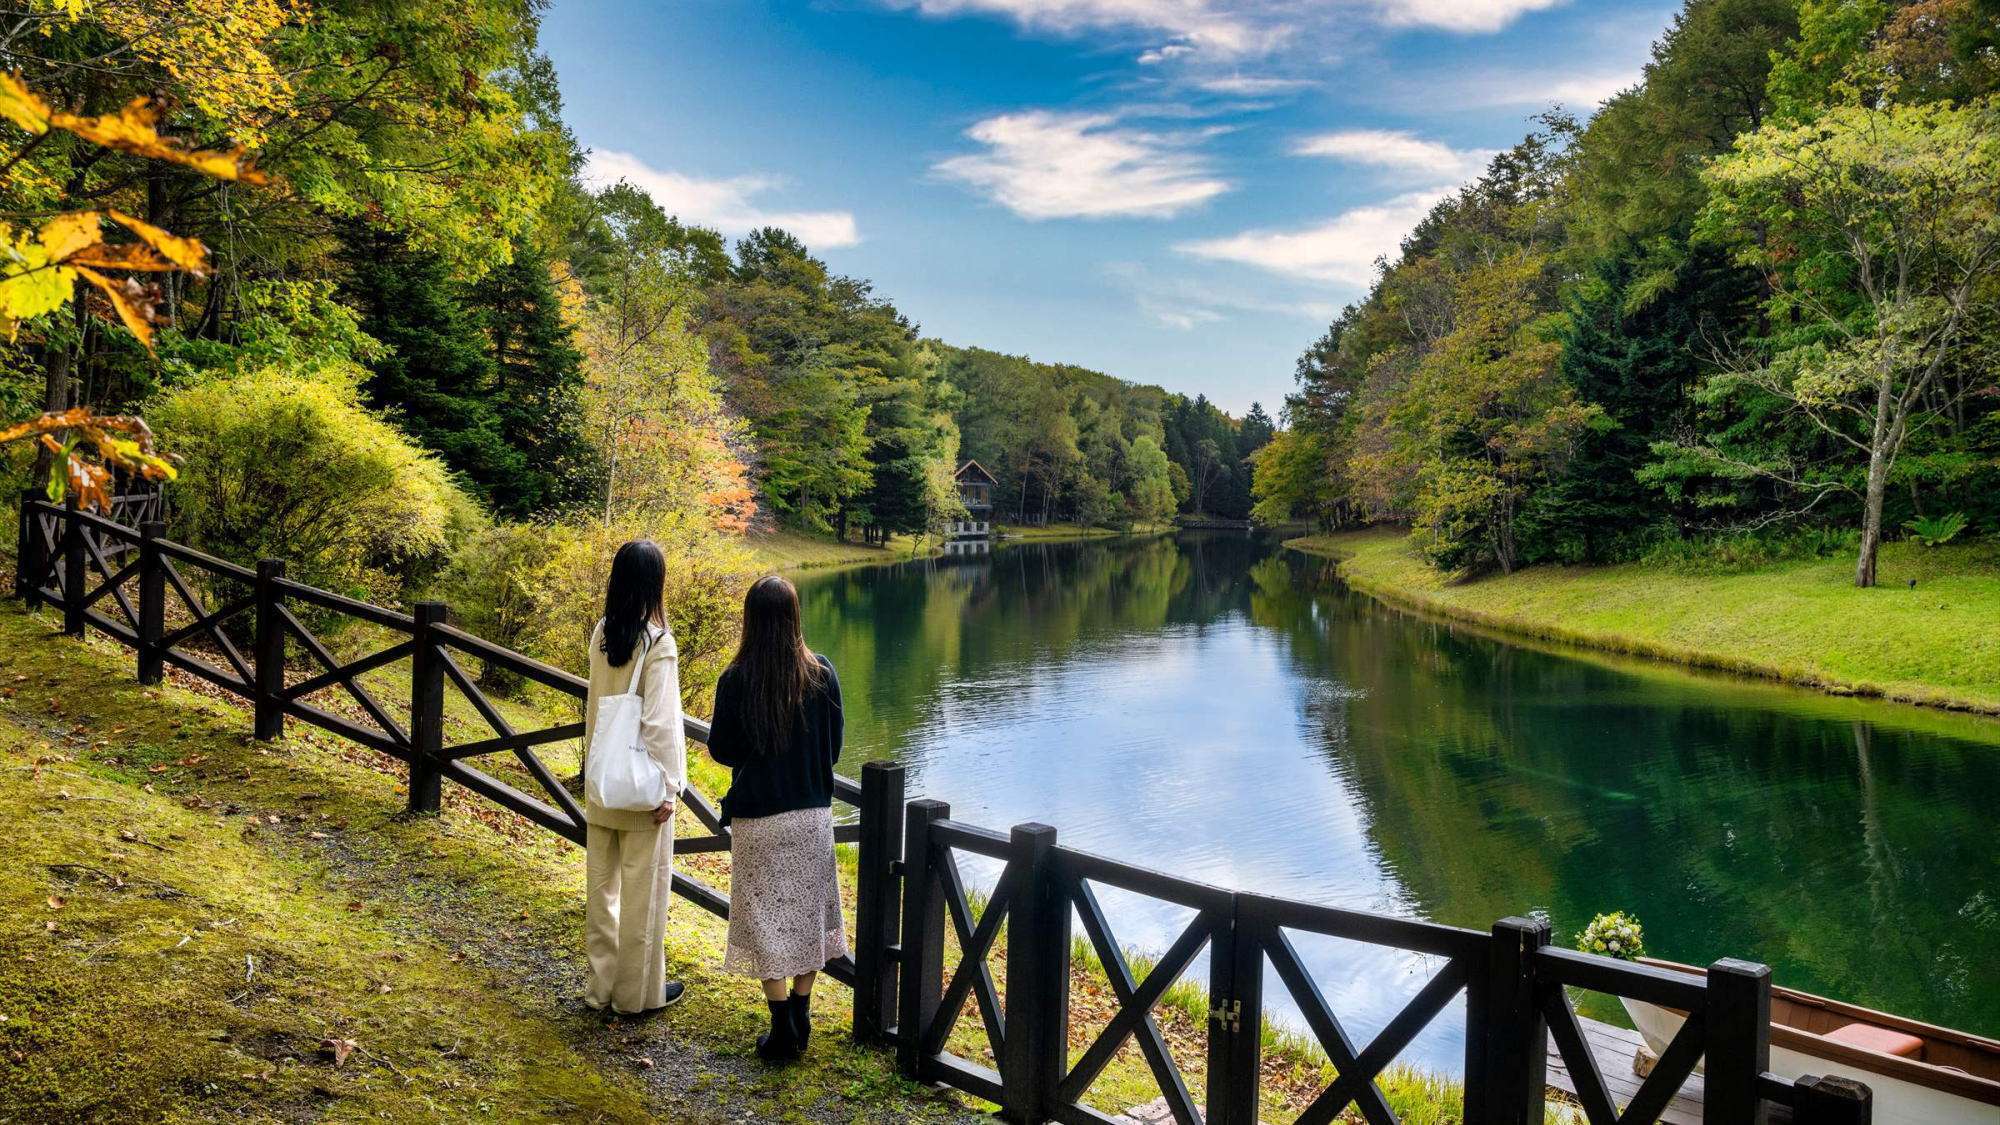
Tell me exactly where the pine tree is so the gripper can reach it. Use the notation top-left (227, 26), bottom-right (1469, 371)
top-left (468, 244), bottom-right (602, 516)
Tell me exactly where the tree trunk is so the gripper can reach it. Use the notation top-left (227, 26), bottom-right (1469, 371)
top-left (1855, 374), bottom-right (1897, 589)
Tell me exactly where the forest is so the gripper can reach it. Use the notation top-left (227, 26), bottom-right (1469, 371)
top-left (1251, 0), bottom-right (2000, 589)
top-left (0, 0), bottom-right (1269, 701)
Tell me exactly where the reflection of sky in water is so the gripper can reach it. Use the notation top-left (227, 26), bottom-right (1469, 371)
top-left (796, 535), bottom-right (2000, 1076)
top-left (829, 575), bottom-right (1472, 1069)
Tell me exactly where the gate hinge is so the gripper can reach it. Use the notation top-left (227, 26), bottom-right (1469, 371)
top-left (1209, 999), bottom-right (1241, 1034)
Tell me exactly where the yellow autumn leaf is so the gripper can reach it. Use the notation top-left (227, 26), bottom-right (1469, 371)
top-left (73, 265), bottom-right (153, 350)
top-left (66, 244), bottom-right (179, 272)
top-left (51, 98), bottom-right (269, 184)
top-left (37, 211), bottom-right (101, 262)
top-left (0, 73), bottom-right (52, 135)
top-left (109, 210), bottom-right (206, 272)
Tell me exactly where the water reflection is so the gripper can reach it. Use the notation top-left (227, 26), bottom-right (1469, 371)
top-left (796, 533), bottom-right (2000, 1069)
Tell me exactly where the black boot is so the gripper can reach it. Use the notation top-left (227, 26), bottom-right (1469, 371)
top-left (788, 991), bottom-right (812, 1052)
top-left (756, 999), bottom-right (800, 1062)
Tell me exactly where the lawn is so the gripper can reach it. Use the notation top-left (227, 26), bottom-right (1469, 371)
top-left (1290, 528), bottom-right (2000, 715)
top-left (743, 527), bottom-right (934, 571)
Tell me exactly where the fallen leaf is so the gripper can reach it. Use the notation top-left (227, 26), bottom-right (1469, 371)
top-left (44, 896), bottom-right (63, 910)
top-left (634, 1056), bottom-right (654, 1070)
top-left (43, 921), bottom-right (56, 933)
top-left (318, 1037), bottom-right (356, 1067)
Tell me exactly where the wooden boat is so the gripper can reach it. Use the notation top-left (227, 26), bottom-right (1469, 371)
top-left (1618, 958), bottom-right (2000, 1124)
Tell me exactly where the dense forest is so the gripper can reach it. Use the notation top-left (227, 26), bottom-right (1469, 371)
top-left (0, 0), bottom-right (1269, 700)
top-left (1251, 0), bottom-right (2000, 588)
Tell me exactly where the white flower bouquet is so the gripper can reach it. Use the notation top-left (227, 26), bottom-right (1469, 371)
top-left (1576, 911), bottom-right (1646, 961)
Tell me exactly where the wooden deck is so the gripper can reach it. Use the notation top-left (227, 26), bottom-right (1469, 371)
top-left (1546, 1016), bottom-right (1704, 1124)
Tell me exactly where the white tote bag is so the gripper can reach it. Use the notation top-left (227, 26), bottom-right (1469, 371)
top-left (584, 632), bottom-right (671, 813)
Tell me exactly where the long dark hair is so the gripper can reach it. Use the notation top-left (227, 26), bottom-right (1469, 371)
top-left (600, 540), bottom-right (666, 667)
top-left (727, 575), bottom-right (824, 753)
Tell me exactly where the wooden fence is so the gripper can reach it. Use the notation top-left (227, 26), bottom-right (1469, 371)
top-left (14, 493), bottom-right (1873, 1125)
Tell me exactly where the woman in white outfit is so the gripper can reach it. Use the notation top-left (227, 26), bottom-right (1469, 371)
top-left (580, 540), bottom-right (687, 1017)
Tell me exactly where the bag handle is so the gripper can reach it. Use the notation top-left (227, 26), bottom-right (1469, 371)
top-left (623, 628), bottom-right (653, 696)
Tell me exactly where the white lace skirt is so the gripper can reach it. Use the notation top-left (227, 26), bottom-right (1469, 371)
top-left (723, 806), bottom-right (850, 980)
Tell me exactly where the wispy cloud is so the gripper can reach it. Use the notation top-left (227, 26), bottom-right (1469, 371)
top-left (1373, 0), bottom-right (1565, 33)
top-left (582, 150), bottom-right (860, 248)
top-left (1174, 190), bottom-right (1445, 286)
top-left (892, 0), bottom-right (1279, 58)
top-left (1194, 74), bottom-right (1318, 96)
top-left (1106, 261), bottom-right (1338, 330)
top-left (1292, 129), bottom-right (1494, 183)
top-left (934, 110), bottom-right (1231, 220)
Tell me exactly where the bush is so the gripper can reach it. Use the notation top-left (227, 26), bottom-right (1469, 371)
top-left (150, 364), bottom-right (472, 601)
top-left (438, 514), bottom-right (755, 712)
top-left (1640, 525), bottom-right (1859, 575)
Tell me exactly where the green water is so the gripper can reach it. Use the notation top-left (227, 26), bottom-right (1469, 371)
top-left (795, 532), bottom-right (2000, 1067)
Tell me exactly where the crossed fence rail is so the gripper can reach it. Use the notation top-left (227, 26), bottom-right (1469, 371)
top-left (13, 492), bottom-right (1872, 1125)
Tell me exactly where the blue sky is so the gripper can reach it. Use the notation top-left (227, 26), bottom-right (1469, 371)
top-left (542, 0), bottom-right (1678, 415)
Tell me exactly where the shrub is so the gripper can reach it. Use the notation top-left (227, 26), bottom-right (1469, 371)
top-left (1576, 912), bottom-right (1646, 961)
top-left (438, 514), bottom-right (755, 712)
top-left (1640, 525), bottom-right (1859, 575)
top-left (150, 364), bottom-right (471, 601)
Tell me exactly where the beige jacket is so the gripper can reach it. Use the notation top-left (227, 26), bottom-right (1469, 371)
top-left (581, 618), bottom-right (686, 832)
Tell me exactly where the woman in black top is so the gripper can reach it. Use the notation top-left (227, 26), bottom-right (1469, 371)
top-left (706, 575), bottom-right (849, 1061)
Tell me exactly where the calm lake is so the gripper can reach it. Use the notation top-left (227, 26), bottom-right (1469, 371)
top-left (795, 532), bottom-right (2000, 1072)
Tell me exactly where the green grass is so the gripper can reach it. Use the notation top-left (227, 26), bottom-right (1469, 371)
top-left (742, 528), bottom-right (933, 572)
top-left (1290, 527), bottom-right (2000, 715)
top-left (995, 522), bottom-right (1171, 541)
top-left (0, 603), bottom-right (980, 1124)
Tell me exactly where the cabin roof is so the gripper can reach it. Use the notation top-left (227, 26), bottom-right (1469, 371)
top-left (955, 459), bottom-right (998, 485)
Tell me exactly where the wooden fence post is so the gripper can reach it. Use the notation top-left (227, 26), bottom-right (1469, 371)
top-left (1706, 958), bottom-right (1771, 1125)
top-left (137, 521), bottom-right (166, 685)
top-left (1481, 916), bottom-right (1550, 1125)
top-left (897, 798), bottom-right (948, 1082)
top-left (61, 495), bottom-right (84, 636)
top-left (1209, 899), bottom-right (1262, 1125)
top-left (1793, 1074), bottom-right (1871, 1125)
top-left (1000, 822), bottom-right (1066, 1124)
top-left (14, 490), bottom-right (39, 605)
top-left (253, 559), bottom-right (286, 740)
top-left (852, 760), bottom-right (906, 1045)
top-left (407, 601), bottom-right (447, 816)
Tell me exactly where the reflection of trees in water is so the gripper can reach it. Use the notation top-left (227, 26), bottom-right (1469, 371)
top-left (801, 535), bottom-right (2000, 1037)
top-left (1247, 551), bottom-right (2000, 1035)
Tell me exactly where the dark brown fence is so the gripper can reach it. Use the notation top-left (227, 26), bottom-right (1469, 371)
top-left (14, 494), bottom-right (1873, 1125)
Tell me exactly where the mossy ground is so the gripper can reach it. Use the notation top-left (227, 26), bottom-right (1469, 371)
top-left (1291, 528), bottom-right (2000, 715)
top-left (0, 601), bottom-right (981, 1124)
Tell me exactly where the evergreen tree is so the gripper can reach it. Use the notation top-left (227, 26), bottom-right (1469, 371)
top-left (468, 244), bottom-right (602, 516)
top-left (339, 224), bottom-right (523, 505)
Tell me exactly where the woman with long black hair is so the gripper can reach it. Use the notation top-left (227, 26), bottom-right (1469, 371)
top-left (706, 575), bottom-right (849, 1061)
top-left (580, 540), bottom-right (687, 1017)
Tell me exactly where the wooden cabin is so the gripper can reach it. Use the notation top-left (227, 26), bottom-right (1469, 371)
top-left (951, 460), bottom-right (996, 540)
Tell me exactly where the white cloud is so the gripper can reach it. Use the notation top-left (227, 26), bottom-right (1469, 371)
top-left (896, 0), bottom-right (1277, 58)
top-left (1292, 129), bottom-right (1494, 183)
top-left (1194, 74), bottom-right (1317, 96)
top-left (1374, 0), bottom-right (1565, 33)
top-left (581, 149), bottom-right (860, 248)
top-left (933, 110), bottom-right (1230, 220)
top-left (1174, 190), bottom-right (1445, 286)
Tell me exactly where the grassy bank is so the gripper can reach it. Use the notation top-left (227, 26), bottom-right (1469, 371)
top-left (0, 604), bottom-right (982, 1124)
top-left (1290, 528), bottom-right (2000, 715)
top-left (997, 521), bottom-right (1172, 542)
top-left (743, 527), bottom-right (933, 571)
